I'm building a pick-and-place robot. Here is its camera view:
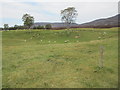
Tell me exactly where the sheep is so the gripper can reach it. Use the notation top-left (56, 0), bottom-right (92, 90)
top-left (64, 40), bottom-right (67, 43)
top-left (24, 40), bottom-right (26, 42)
top-left (64, 40), bottom-right (69, 43)
top-left (98, 37), bottom-right (101, 39)
top-left (103, 32), bottom-right (107, 34)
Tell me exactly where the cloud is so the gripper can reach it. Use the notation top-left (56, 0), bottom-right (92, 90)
top-left (30, 2), bottom-right (118, 23)
top-left (0, 1), bottom-right (118, 27)
top-left (0, 2), bottom-right (59, 26)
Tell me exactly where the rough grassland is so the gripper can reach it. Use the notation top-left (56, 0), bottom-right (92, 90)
top-left (2, 28), bottom-right (118, 88)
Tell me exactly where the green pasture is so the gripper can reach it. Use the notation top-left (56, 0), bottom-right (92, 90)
top-left (2, 28), bottom-right (118, 88)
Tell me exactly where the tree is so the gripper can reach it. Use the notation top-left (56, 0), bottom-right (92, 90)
top-left (37, 25), bottom-right (44, 29)
top-left (4, 24), bottom-right (9, 30)
top-left (0, 27), bottom-right (3, 30)
top-left (61, 7), bottom-right (78, 30)
top-left (33, 25), bottom-right (44, 29)
top-left (8, 27), bottom-right (16, 30)
top-left (45, 24), bottom-right (52, 29)
top-left (22, 13), bottom-right (34, 29)
top-left (14, 25), bottom-right (19, 30)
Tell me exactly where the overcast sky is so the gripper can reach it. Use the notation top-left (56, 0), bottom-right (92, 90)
top-left (0, 0), bottom-right (119, 27)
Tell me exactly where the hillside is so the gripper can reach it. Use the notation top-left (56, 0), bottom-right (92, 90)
top-left (79, 14), bottom-right (120, 28)
top-left (32, 14), bottom-right (120, 28)
top-left (31, 22), bottom-right (79, 29)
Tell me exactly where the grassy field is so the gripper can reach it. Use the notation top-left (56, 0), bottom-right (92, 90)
top-left (2, 28), bottom-right (118, 88)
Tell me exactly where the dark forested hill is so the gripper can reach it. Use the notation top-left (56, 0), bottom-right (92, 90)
top-left (79, 14), bottom-right (120, 28)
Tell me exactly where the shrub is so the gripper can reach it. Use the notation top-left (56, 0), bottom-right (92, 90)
top-left (45, 24), bottom-right (52, 29)
top-left (37, 25), bottom-right (44, 29)
top-left (33, 25), bottom-right (44, 29)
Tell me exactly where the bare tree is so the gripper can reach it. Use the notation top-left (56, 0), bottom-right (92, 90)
top-left (61, 7), bottom-right (78, 30)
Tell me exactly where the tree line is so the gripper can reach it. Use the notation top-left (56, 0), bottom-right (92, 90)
top-left (1, 23), bottom-right (52, 30)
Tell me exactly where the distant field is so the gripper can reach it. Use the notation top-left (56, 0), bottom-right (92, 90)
top-left (2, 28), bottom-right (118, 88)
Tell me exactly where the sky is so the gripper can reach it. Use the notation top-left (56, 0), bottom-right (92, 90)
top-left (0, 0), bottom-right (119, 27)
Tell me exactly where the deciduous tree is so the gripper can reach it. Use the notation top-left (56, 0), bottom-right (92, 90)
top-left (61, 7), bottom-right (78, 30)
top-left (4, 24), bottom-right (9, 30)
top-left (22, 13), bottom-right (34, 29)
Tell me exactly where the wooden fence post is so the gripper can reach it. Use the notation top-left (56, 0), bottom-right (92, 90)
top-left (99, 46), bottom-right (104, 68)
